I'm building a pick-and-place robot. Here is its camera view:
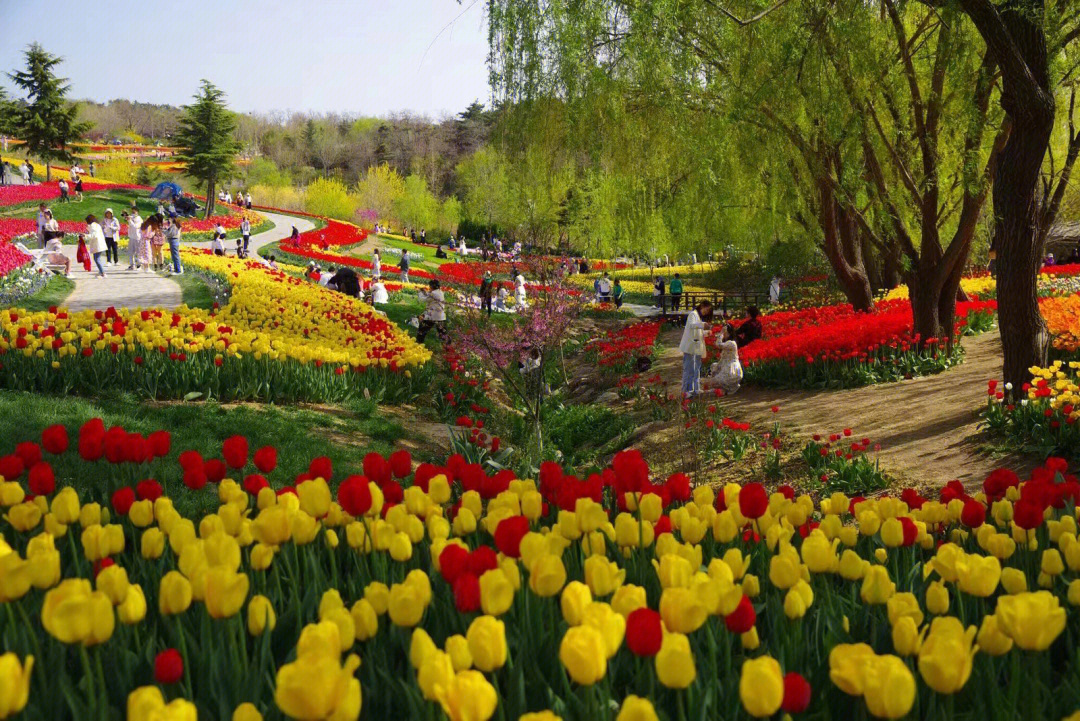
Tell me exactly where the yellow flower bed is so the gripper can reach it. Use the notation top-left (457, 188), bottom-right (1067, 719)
top-left (0, 250), bottom-right (430, 402)
top-left (0, 424), bottom-right (1076, 719)
top-left (884, 276), bottom-right (998, 301)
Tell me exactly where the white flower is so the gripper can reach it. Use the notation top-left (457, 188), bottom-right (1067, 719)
top-left (1020, 399), bottom-right (1028, 406)
top-left (1004, 382), bottom-right (1013, 390)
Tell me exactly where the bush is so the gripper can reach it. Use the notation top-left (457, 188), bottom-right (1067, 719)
top-left (303, 177), bottom-right (357, 220)
top-left (250, 184), bottom-right (302, 210)
top-left (541, 403), bottom-right (633, 465)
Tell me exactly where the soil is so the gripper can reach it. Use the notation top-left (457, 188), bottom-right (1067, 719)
top-left (632, 326), bottom-right (1036, 492)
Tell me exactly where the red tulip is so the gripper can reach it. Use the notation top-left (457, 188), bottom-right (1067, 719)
top-left (781, 672), bottom-right (812, 713)
top-left (0, 454), bottom-right (24, 480)
top-left (136, 479), bottom-right (164, 501)
top-left (253, 446), bottom-right (278, 473)
top-left (739, 483), bottom-right (768, 519)
top-left (309, 456), bottom-right (333, 481)
top-left (154, 649), bottom-right (184, 684)
top-left (41, 425), bottom-right (69, 454)
top-left (337, 475), bottom-right (372, 517)
top-left (453, 573), bottom-right (481, 613)
top-left (725, 594), bottom-right (756, 634)
top-left (111, 487), bottom-right (136, 516)
top-left (960, 499), bottom-right (986, 528)
top-left (27, 462), bottom-right (55, 496)
top-left (626, 608), bottom-right (663, 656)
top-left (493, 515), bottom-right (530, 558)
top-left (389, 449), bottom-right (412, 478)
top-left (222, 435), bottom-right (249, 469)
top-left (439, 544), bottom-right (470, 584)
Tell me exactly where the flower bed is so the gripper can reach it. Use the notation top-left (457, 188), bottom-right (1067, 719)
top-left (983, 362), bottom-right (1080, 460)
top-left (0, 420), bottom-right (1078, 718)
top-left (585, 321), bottom-right (662, 372)
top-left (0, 250), bottom-right (431, 402)
top-left (282, 218), bottom-right (369, 250)
top-left (722, 299), bottom-right (997, 389)
top-left (1042, 295), bottom-right (1080, 358)
top-left (0, 208), bottom-right (266, 244)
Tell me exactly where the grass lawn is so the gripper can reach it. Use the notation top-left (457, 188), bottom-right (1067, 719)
top-left (0, 389), bottom-right (421, 517)
top-left (375, 234), bottom-right (454, 268)
top-left (4, 188), bottom-right (159, 222)
top-left (170, 271), bottom-right (216, 309)
top-left (12, 274), bottom-right (75, 311)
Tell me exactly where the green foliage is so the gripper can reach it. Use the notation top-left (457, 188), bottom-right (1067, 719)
top-left (7, 43), bottom-right (91, 179)
top-left (354, 163), bottom-right (405, 223)
top-left (174, 80), bottom-right (240, 216)
top-left (134, 164), bottom-right (163, 187)
top-left (244, 156), bottom-right (291, 188)
top-left (393, 174), bottom-right (441, 231)
top-left (303, 176), bottom-right (358, 221)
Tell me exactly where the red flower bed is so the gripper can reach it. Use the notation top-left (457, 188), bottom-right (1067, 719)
top-left (719, 298), bottom-right (998, 388)
top-left (0, 183), bottom-right (61, 207)
top-left (586, 321), bottom-right (662, 369)
top-left (0, 241), bottom-right (32, 278)
top-left (1041, 263), bottom-right (1080, 277)
top-left (283, 218), bottom-right (368, 250)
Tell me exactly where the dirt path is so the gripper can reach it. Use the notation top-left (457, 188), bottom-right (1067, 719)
top-left (649, 328), bottom-right (1033, 490)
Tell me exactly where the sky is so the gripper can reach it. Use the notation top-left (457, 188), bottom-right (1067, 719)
top-left (0, 0), bottom-right (491, 119)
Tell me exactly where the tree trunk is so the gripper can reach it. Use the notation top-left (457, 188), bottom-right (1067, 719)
top-left (816, 175), bottom-right (875, 312)
top-left (206, 176), bottom-right (216, 218)
top-left (952, 0), bottom-right (1056, 388)
top-left (45, 159), bottom-right (51, 183)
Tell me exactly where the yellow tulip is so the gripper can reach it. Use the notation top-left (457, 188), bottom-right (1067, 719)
top-left (435, 670), bottom-right (497, 721)
top-left (232, 702), bottom-right (263, 721)
top-left (274, 652), bottom-right (361, 721)
top-left (417, 650), bottom-right (456, 701)
top-left (479, 568), bottom-right (515, 616)
top-left (118, 584), bottom-right (148, 625)
top-left (204, 567), bottom-right (249, 619)
top-left (159, 571), bottom-right (193, 615)
top-left (558, 625), bottom-right (608, 685)
top-left (655, 632), bottom-right (696, 688)
top-left (996, 591), bottom-right (1067, 650)
top-left (584, 555), bottom-right (625, 597)
top-left (387, 581), bottom-right (426, 627)
top-left (615, 696), bottom-right (659, 721)
top-left (926, 580), bottom-right (950, 615)
top-left (829, 643), bottom-right (875, 695)
top-left (467, 615), bottom-right (507, 672)
top-left (351, 600), bottom-right (378, 641)
top-left (739, 656), bottom-right (784, 718)
top-left (885, 592), bottom-right (924, 628)
top-left (248, 595), bottom-right (277, 636)
top-left (976, 613), bottom-right (1013, 656)
top-left (861, 654), bottom-right (916, 719)
top-left (141, 528), bottom-right (166, 560)
top-left (581, 602), bottom-right (625, 658)
top-left (0, 653), bottom-right (32, 719)
top-left (659, 586), bottom-right (708, 634)
top-left (410, 628), bottom-right (437, 669)
top-left (446, 634), bottom-right (472, 671)
top-left (955, 554), bottom-right (1001, 597)
top-left (126, 686), bottom-right (198, 721)
top-left (860, 565), bottom-right (895, 604)
top-left (528, 553), bottom-right (567, 597)
top-left (0, 553), bottom-right (30, 602)
top-left (95, 564), bottom-right (129, 605)
top-left (611, 584), bottom-right (647, 618)
top-left (41, 579), bottom-right (114, 645)
top-left (891, 616), bottom-right (924, 656)
top-left (917, 617), bottom-right (976, 693)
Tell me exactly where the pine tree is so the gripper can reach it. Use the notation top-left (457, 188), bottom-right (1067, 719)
top-left (7, 43), bottom-right (90, 181)
top-left (175, 80), bottom-right (240, 217)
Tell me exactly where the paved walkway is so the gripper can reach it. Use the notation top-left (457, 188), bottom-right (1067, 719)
top-left (56, 209), bottom-right (314, 312)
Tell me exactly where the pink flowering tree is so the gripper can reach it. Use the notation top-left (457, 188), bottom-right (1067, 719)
top-left (451, 277), bottom-right (585, 456)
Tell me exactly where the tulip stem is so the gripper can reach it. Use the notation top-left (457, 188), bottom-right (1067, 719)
top-left (175, 618), bottom-right (194, 698)
top-left (79, 645), bottom-right (98, 721)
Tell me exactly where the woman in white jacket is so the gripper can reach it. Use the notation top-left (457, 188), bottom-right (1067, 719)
top-left (85, 214), bottom-right (108, 277)
top-left (679, 300), bottom-right (713, 397)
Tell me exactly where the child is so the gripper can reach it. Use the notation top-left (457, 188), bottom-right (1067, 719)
top-left (150, 226), bottom-right (166, 270)
top-left (211, 233), bottom-right (226, 256)
top-left (236, 238), bottom-right (246, 259)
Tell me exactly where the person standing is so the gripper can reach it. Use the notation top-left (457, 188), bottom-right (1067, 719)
top-left (35, 204), bottom-right (48, 247)
top-left (41, 209), bottom-right (59, 243)
top-left (514, 270), bottom-right (527, 309)
top-left (479, 271), bottom-right (494, 316)
top-left (679, 300), bottom-right (712, 398)
top-left (23, 160), bottom-right (33, 184)
top-left (244, 191), bottom-right (252, 209)
top-left (240, 216), bottom-right (251, 254)
top-left (89, 161), bottom-right (96, 178)
top-left (769, 276), bottom-right (781, 305)
top-left (149, 220), bottom-right (166, 270)
top-left (165, 217), bottom-right (183, 275)
top-left (612, 279), bottom-right (625, 309)
top-left (73, 169), bottom-right (84, 202)
top-left (420, 228), bottom-right (426, 244)
top-left (399, 250), bottom-right (410, 285)
top-left (372, 248), bottom-right (382, 279)
top-left (101, 209), bottom-right (121, 265)
top-left (670, 273), bottom-right (684, 310)
top-left (0, 160), bottom-right (7, 186)
top-left (58, 178), bottom-right (69, 202)
top-left (85, 214), bottom-right (108, 277)
top-left (653, 276), bottom-right (665, 308)
top-left (417, 279), bottom-right (447, 343)
top-left (123, 209), bottom-right (144, 270)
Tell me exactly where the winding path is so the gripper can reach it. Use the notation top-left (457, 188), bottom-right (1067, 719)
top-left (652, 327), bottom-right (1033, 490)
top-left (58, 210), bottom-right (315, 312)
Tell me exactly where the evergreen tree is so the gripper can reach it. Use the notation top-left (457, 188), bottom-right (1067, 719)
top-left (175, 80), bottom-right (240, 217)
top-left (7, 43), bottom-right (90, 181)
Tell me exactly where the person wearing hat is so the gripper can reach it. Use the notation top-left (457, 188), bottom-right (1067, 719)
top-left (479, 271), bottom-right (494, 316)
top-left (101, 208), bottom-right (121, 265)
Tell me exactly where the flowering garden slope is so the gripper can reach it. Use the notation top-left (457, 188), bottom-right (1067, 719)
top-left (0, 420), bottom-right (1079, 719)
top-left (0, 250), bottom-right (431, 403)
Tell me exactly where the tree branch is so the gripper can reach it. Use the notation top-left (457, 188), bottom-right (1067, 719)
top-left (702, 0), bottom-right (795, 26)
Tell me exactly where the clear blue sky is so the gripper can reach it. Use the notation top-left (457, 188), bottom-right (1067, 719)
top-left (0, 0), bottom-right (491, 118)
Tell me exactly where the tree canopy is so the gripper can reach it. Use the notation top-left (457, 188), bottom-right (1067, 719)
top-left (175, 80), bottom-right (240, 217)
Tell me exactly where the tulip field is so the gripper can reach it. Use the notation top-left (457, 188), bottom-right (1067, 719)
top-left (2, 188), bottom-right (1080, 721)
top-left (1, 416), bottom-right (1080, 720)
